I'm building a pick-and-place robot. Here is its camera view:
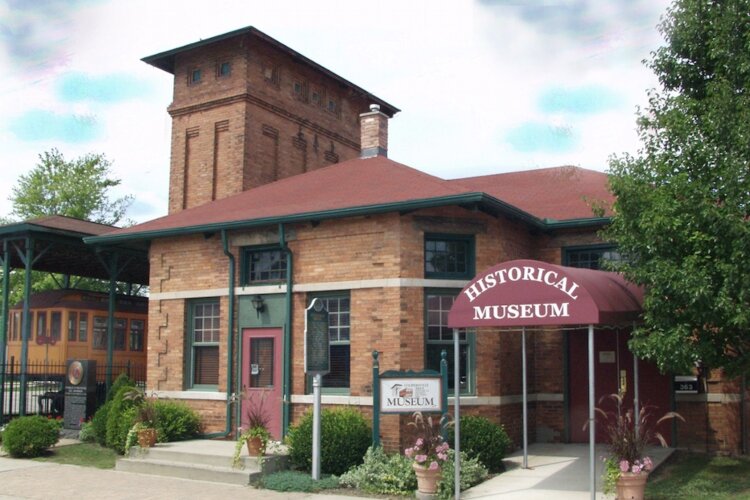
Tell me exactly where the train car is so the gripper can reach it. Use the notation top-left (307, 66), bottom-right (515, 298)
top-left (5, 289), bottom-right (148, 369)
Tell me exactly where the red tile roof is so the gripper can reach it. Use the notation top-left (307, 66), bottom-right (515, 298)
top-left (91, 158), bottom-right (611, 243)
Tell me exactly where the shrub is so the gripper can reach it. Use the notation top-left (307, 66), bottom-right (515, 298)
top-left (260, 471), bottom-right (340, 492)
top-left (107, 372), bottom-right (135, 402)
top-left (153, 400), bottom-right (201, 442)
top-left (287, 407), bottom-right (371, 475)
top-left (78, 420), bottom-right (97, 443)
top-left (437, 449), bottom-right (488, 499)
top-left (91, 401), bottom-right (112, 446)
top-left (448, 415), bottom-right (511, 472)
top-left (2, 416), bottom-right (60, 458)
top-left (339, 446), bottom-right (416, 495)
top-left (105, 385), bottom-right (138, 453)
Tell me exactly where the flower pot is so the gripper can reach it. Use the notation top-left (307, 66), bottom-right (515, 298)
top-left (246, 436), bottom-right (264, 456)
top-left (616, 471), bottom-right (649, 500)
top-left (137, 428), bottom-right (157, 448)
top-left (413, 462), bottom-right (441, 494)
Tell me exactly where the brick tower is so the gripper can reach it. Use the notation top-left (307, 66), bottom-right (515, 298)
top-left (143, 27), bottom-right (399, 214)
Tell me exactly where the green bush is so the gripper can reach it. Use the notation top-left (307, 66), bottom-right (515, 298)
top-left (107, 372), bottom-right (135, 402)
top-left (260, 471), bottom-right (340, 492)
top-left (78, 421), bottom-right (97, 443)
top-left (105, 385), bottom-right (138, 453)
top-left (91, 401), bottom-right (111, 446)
top-left (448, 415), bottom-right (511, 472)
top-left (437, 449), bottom-right (488, 499)
top-left (339, 446), bottom-right (416, 495)
top-left (287, 407), bottom-right (371, 475)
top-left (153, 400), bottom-right (201, 442)
top-left (2, 416), bottom-right (60, 458)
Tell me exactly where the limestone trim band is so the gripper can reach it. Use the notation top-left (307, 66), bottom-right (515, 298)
top-left (290, 393), bottom-right (563, 407)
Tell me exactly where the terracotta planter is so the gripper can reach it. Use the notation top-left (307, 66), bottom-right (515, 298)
top-left (137, 428), bottom-right (157, 448)
top-left (246, 436), bottom-right (264, 456)
top-left (616, 471), bottom-right (649, 500)
top-left (413, 462), bottom-right (441, 494)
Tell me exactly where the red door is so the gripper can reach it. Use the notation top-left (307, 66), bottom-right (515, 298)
top-left (242, 328), bottom-right (283, 440)
top-left (568, 329), bottom-right (672, 444)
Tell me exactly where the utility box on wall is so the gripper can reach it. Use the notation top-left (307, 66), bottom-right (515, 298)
top-left (64, 359), bottom-right (98, 430)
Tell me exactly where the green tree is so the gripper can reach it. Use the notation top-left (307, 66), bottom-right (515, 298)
top-left (605, 0), bottom-right (750, 376)
top-left (10, 148), bottom-right (132, 224)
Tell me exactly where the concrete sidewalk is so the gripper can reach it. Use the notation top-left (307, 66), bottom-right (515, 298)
top-left (463, 443), bottom-right (673, 499)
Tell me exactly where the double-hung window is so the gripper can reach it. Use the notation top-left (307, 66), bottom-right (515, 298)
top-left (307, 293), bottom-right (350, 393)
top-left (187, 299), bottom-right (220, 389)
top-left (425, 290), bottom-right (474, 395)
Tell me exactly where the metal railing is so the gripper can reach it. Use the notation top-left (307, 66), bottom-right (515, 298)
top-left (0, 357), bottom-right (146, 423)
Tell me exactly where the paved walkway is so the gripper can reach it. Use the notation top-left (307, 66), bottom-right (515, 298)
top-left (0, 440), bottom-right (672, 499)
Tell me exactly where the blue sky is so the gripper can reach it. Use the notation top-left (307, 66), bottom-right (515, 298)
top-left (0, 0), bottom-right (672, 223)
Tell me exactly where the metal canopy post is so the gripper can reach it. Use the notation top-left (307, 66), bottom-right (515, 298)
top-left (522, 326), bottom-right (528, 469)
top-left (0, 240), bottom-right (9, 420)
top-left (588, 324), bottom-right (595, 500)
top-left (19, 238), bottom-right (34, 416)
top-left (453, 328), bottom-right (461, 500)
top-left (634, 353), bottom-right (640, 435)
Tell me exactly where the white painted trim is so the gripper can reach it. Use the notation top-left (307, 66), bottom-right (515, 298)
top-left (153, 390), bottom-right (228, 401)
top-left (150, 278), bottom-right (469, 301)
top-left (676, 393), bottom-right (741, 404)
top-left (288, 393), bottom-right (563, 407)
top-left (291, 394), bottom-right (373, 406)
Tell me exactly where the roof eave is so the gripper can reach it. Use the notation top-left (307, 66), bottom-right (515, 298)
top-left (544, 217), bottom-right (612, 229)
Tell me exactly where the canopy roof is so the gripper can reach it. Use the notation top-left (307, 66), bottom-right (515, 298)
top-left (447, 259), bottom-right (643, 328)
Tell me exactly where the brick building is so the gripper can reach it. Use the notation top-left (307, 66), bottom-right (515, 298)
top-left (89, 27), bottom-right (747, 454)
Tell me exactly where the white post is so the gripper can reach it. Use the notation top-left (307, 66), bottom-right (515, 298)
top-left (522, 327), bottom-right (528, 469)
top-left (312, 373), bottom-right (322, 480)
top-left (588, 324), bottom-right (596, 500)
top-left (453, 328), bottom-right (461, 500)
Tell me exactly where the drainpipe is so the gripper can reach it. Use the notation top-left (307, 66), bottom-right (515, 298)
top-left (280, 223), bottom-right (293, 437)
top-left (201, 230), bottom-right (235, 439)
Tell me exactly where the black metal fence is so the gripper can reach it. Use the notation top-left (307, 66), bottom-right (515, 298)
top-left (0, 358), bottom-right (146, 423)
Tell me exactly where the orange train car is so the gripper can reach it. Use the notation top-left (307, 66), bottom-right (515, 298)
top-left (5, 289), bottom-right (147, 368)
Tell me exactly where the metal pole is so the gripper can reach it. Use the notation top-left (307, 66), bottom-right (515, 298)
top-left (522, 327), bottom-right (528, 469)
top-left (633, 353), bottom-right (640, 435)
top-left (19, 238), bottom-right (33, 417)
top-left (588, 324), bottom-right (595, 500)
top-left (0, 241), bottom-right (9, 420)
top-left (312, 373), bottom-right (322, 480)
top-left (453, 328), bottom-right (461, 500)
top-left (372, 351), bottom-right (380, 448)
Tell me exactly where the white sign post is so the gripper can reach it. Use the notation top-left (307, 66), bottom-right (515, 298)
top-left (305, 299), bottom-right (329, 481)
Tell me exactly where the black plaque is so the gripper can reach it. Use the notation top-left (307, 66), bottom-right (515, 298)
top-left (64, 359), bottom-right (98, 430)
top-left (674, 375), bottom-right (699, 394)
top-left (305, 299), bottom-right (330, 374)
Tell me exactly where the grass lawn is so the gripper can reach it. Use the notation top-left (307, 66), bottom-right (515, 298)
top-left (647, 451), bottom-right (750, 499)
top-left (32, 443), bottom-right (118, 469)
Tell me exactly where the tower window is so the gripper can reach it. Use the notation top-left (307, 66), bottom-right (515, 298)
top-left (217, 62), bottom-right (231, 77)
top-left (189, 68), bottom-right (202, 85)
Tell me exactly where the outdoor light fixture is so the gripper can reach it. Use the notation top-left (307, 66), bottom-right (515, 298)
top-left (251, 295), bottom-right (265, 317)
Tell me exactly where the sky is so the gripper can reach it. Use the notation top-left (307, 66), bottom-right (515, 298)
top-left (0, 0), bottom-right (673, 224)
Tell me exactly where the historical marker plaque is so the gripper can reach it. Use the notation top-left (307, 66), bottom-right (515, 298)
top-left (305, 299), bottom-right (330, 375)
top-left (64, 359), bottom-right (98, 430)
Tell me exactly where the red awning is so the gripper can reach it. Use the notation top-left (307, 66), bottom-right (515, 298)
top-left (447, 259), bottom-right (643, 328)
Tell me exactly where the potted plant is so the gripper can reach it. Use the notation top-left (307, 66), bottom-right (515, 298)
top-left (594, 392), bottom-right (683, 499)
top-left (124, 387), bottom-right (158, 449)
top-left (232, 390), bottom-right (272, 468)
top-left (404, 411), bottom-right (451, 495)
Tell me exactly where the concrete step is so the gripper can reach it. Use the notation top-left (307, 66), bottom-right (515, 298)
top-left (115, 441), bottom-right (290, 486)
top-left (116, 456), bottom-right (254, 485)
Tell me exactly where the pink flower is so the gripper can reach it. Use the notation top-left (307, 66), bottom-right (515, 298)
top-left (415, 438), bottom-right (424, 448)
top-left (643, 457), bottom-right (653, 471)
top-left (437, 452), bottom-right (448, 461)
top-left (632, 464), bottom-right (642, 473)
top-left (415, 454), bottom-right (428, 464)
top-left (429, 461), bottom-right (439, 470)
top-left (619, 460), bottom-right (630, 473)
top-left (404, 447), bottom-right (414, 458)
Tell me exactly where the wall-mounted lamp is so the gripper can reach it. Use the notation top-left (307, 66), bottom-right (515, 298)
top-left (251, 295), bottom-right (265, 317)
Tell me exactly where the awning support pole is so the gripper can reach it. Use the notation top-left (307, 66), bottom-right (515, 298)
top-left (453, 328), bottom-right (461, 500)
top-left (588, 324), bottom-right (596, 500)
top-left (634, 352), bottom-right (640, 435)
top-left (522, 326), bottom-right (528, 469)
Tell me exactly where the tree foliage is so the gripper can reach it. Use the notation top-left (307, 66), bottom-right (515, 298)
top-left (10, 148), bottom-right (132, 224)
top-left (605, 0), bottom-right (750, 375)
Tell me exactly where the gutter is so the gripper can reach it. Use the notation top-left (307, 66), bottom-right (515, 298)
top-left (280, 223), bottom-right (293, 436)
top-left (201, 230), bottom-right (235, 439)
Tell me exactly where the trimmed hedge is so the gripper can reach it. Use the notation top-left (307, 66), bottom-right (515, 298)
top-left (2, 416), bottom-right (60, 457)
top-left (448, 415), bottom-right (511, 472)
top-left (153, 400), bottom-right (201, 442)
top-left (287, 407), bottom-right (371, 475)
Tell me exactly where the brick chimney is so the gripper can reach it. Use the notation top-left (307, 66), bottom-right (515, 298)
top-left (360, 104), bottom-right (388, 158)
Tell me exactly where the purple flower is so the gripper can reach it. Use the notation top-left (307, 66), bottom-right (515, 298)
top-left (415, 454), bottom-right (428, 464)
top-left (619, 460), bottom-right (630, 473)
top-left (429, 461), bottom-right (439, 470)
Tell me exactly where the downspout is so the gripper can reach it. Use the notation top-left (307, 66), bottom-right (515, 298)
top-left (202, 230), bottom-right (235, 439)
top-left (280, 223), bottom-right (293, 436)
